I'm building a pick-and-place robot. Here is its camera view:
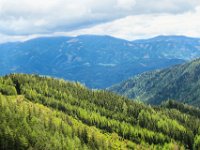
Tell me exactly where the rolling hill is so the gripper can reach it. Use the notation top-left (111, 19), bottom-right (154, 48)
top-left (109, 58), bottom-right (200, 106)
top-left (2, 35), bottom-right (200, 88)
top-left (1, 74), bottom-right (200, 149)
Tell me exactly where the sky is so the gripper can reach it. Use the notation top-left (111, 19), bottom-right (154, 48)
top-left (0, 0), bottom-right (200, 43)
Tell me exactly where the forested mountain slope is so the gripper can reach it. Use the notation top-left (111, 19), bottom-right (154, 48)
top-left (2, 35), bottom-right (200, 88)
top-left (109, 58), bottom-right (200, 106)
top-left (1, 74), bottom-right (200, 149)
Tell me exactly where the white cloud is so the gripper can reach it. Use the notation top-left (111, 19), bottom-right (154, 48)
top-left (133, 0), bottom-right (199, 14)
top-left (64, 6), bottom-right (200, 40)
top-left (0, 0), bottom-right (137, 35)
top-left (116, 0), bottom-right (136, 10)
top-left (0, 0), bottom-right (200, 42)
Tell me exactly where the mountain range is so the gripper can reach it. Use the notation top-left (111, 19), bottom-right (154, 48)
top-left (1, 35), bottom-right (200, 149)
top-left (1, 35), bottom-right (200, 88)
top-left (109, 58), bottom-right (200, 106)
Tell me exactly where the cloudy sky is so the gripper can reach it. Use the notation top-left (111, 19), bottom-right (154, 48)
top-left (0, 0), bottom-right (200, 43)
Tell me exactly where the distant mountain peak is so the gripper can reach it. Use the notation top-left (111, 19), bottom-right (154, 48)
top-left (151, 35), bottom-right (199, 41)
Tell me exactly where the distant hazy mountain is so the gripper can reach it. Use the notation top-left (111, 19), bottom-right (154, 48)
top-left (109, 58), bottom-right (200, 106)
top-left (133, 35), bottom-right (200, 60)
top-left (1, 35), bottom-right (200, 88)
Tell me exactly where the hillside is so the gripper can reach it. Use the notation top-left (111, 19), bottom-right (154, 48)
top-left (1, 74), bottom-right (200, 149)
top-left (109, 58), bottom-right (200, 106)
top-left (2, 35), bottom-right (200, 88)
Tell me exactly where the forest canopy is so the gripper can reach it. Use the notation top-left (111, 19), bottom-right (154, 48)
top-left (0, 74), bottom-right (200, 150)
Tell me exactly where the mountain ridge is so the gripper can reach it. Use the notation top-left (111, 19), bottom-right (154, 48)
top-left (109, 58), bottom-right (200, 106)
top-left (1, 35), bottom-right (200, 88)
